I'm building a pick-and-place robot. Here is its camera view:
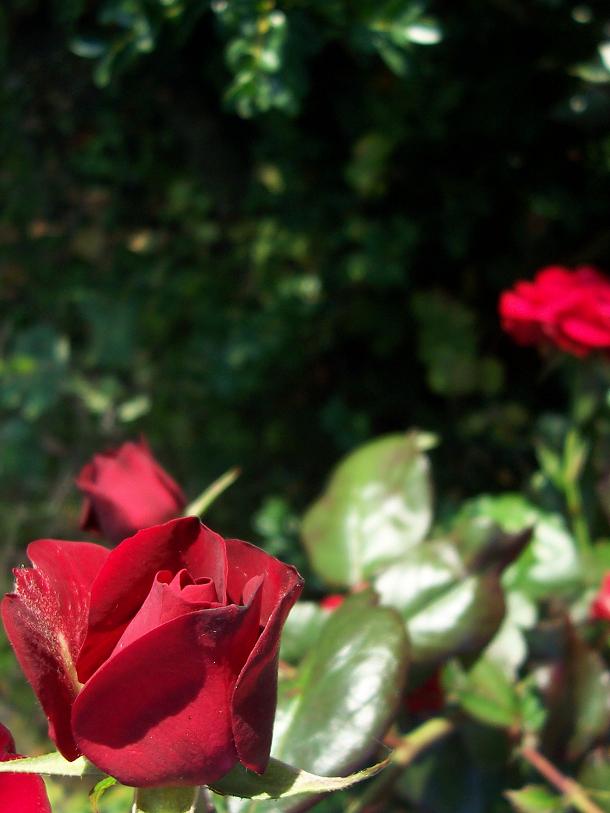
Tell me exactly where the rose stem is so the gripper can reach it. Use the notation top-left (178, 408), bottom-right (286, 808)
top-left (520, 744), bottom-right (604, 813)
top-left (345, 717), bottom-right (455, 813)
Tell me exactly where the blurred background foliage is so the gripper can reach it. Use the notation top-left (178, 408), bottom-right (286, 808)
top-left (2, 1), bottom-right (610, 806)
top-left (2, 0), bottom-right (610, 553)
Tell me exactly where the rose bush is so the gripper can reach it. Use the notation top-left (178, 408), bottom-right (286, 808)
top-left (0, 723), bottom-right (51, 812)
top-left (499, 265), bottom-right (610, 357)
top-left (1, 517), bottom-right (303, 787)
top-left (76, 439), bottom-right (186, 544)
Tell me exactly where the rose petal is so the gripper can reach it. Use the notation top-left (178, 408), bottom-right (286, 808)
top-left (0, 752), bottom-right (51, 813)
top-left (226, 539), bottom-right (304, 772)
top-left (72, 592), bottom-right (262, 787)
top-left (78, 518), bottom-right (228, 681)
top-left (111, 569), bottom-right (225, 655)
top-left (1, 541), bottom-right (109, 760)
top-left (0, 723), bottom-right (15, 755)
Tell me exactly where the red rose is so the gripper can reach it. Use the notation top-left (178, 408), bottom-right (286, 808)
top-left (76, 439), bottom-right (186, 543)
top-left (0, 723), bottom-right (51, 812)
top-left (591, 573), bottom-right (610, 620)
top-left (2, 517), bottom-right (303, 787)
top-left (499, 265), bottom-right (610, 357)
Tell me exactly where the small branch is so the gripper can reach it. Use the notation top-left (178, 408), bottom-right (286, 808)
top-left (520, 744), bottom-right (605, 813)
top-left (346, 717), bottom-right (455, 813)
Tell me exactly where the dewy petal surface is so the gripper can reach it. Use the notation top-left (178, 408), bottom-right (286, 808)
top-left (77, 517), bottom-right (227, 681)
top-left (226, 538), bottom-right (304, 772)
top-left (1, 540), bottom-right (109, 759)
top-left (72, 590), bottom-right (262, 787)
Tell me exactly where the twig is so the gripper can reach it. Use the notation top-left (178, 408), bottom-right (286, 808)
top-left (520, 744), bottom-right (605, 813)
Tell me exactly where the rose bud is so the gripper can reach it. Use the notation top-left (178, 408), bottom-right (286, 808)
top-left (0, 723), bottom-right (51, 812)
top-left (2, 517), bottom-right (303, 787)
top-left (591, 573), bottom-right (610, 620)
top-left (76, 438), bottom-right (186, 544)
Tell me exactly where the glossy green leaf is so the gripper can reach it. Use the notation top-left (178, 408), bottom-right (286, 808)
top-left (210, 756), bottom-right (387, 800)
top-left (457, 494), bottom-right (580, 599)
top-left (374, 546), bottom-right (505, 665)
top-left (452, 514), bottom-right (532, 575)
top-left (279, 601), bottom-right (329, 664)
top-left (302, 432), bottom-right (433, 586)
top-left (444, 658), bottom-right (520, 729)
top-left (0, 752), bottom-right (103, 777)
top-left (224, 594), bottom-right (408, 812)
top-left (506, 785), bottom-right (564, 813)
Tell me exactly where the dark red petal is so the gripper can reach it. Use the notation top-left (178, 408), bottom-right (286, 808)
top-left (0, 724), bottom-right (14, 755)
top-left (78, 518), bottom-right (228, 681)
top-left (72, 593), bottom-right (262, 787)
top-left (225, 537), bottom-right (302, 624)
top-left (1, 540), bottom-right (109, 760)
top-left (229, 544), bottom-right (303, 773)
top-left (110, 569), bottom-right (225, 656)
top-left (0, 756), bottom-right (51, 813)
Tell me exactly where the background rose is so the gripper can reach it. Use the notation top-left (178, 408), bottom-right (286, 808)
top-left (1, 517), bottom-right (303, 787)
top-left (499, 265), bottom-right (610, 357)
top-left (0, 723), bottom-right (51, 812)
top-left (76, 439), bottom-right (186, 544)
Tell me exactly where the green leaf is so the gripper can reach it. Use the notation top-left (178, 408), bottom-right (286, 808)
top-left (210, 756), bottom-right (387, 800)
top-left (224, 594), bottom-right (408, 811)
top-left (279, 601), bottom-right (329, 664)
top-left (444, 658), bottom-right (521, 729)
top-left (184, 466), bottom-right (241, 517)
top-left (0, 752), bottom-right (103, 777)
top-left (133, 787), bottom-right (199, 813)
top-left (457, 494), bottom-right (581, 599)
top-left (505, 785), bottom-right (564, 813)
top-left (374, 547), bottom-right (505, 666)
top-left (302, 432), bottom-right (433, 586)
top-left (452, 515), bottom-right (532, 575)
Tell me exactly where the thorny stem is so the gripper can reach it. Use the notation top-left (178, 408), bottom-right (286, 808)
top-left (520, 744), bottom-right (605, 813)
top-left (345, 717), bottom-right (455, 813)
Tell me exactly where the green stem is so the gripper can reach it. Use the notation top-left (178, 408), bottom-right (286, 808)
top-left (132, 786), bottom-right (200, 813)
top-left (345, 717), bottom-right (455, 813)
top-left (520, 744), bottom-right (604, 813)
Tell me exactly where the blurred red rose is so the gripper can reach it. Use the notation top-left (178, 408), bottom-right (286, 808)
top-left (76, 438), bottom-right (186, 544)
top-left (404, 670), bottom-right (444, 715)
top-left (591, 573), bottom-right (610, 620)
top-left (499, 265), bottom-right (610, 357)
top-left (320, 594), bottom-right (345, 611)
top-left (2, 517), bottom-right (303, 787)
top-left (0, 723), bottom-right (51, 812)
